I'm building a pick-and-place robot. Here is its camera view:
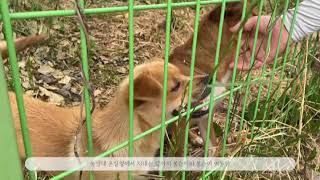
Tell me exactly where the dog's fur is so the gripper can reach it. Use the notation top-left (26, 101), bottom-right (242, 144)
top-left (9, 60), bottom-right (210, 179)
top-left (0, 35), bottom-right (46, 59)
top-left (169, 2), bottom-right (245, 153)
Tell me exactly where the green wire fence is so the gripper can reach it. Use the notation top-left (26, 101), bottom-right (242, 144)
top-left (0, 0), bottom-right (312, 179)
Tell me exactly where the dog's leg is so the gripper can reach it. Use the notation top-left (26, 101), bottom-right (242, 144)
top-left (188, 130), bottom-right (203, 145)
top-left (0, 35), bottom-right (46, 59)
top-left (197, 118), bottom-right (217, 156)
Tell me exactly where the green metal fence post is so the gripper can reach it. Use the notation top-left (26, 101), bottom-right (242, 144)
top-left (127, 0), bottom-right (135, 178)
top-left (0, 54), bottom-right (24, 180)
top-left (222, 0), bottom-right (247, 156)
top-left (77, 0), bottom-right (95, 179)
top-left (181, 0), bottom-right (201, 179)
top-left (202, 1), bottom-right (227, 179)
top-left (237, 0), bottom-right (264, 138)
top-left (159, 0), bottom-right (172, 176)
top-left (0, 0), bottom-right (36, 179)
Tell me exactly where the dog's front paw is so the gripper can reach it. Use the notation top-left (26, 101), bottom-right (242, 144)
top-left (192, 136), bottom-right (204, 145)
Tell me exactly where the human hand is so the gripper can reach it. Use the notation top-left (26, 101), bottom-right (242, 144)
top-left (229, 15), bottom-right (290, 71)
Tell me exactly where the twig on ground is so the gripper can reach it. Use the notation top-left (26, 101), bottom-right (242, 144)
top-left (73, 0), bottom-right (96, 179)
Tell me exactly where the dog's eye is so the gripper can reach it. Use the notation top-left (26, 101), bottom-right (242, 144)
top-left (171, 81), bottom-right (181, 92)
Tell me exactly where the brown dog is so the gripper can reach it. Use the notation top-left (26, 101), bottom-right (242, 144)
top-left (169, 2), bottom-right (245, 154)
top-left (10, 60), bottom-right (210, 179)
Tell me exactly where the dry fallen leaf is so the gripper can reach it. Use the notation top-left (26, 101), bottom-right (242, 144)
top-left (42, 83), bottom-right (59, 91)
top-left (51, 69), bottom-right (64, 79)
top-left (18, 60), bottom-right (26, 68)
top-left (117, 67), bottom-right (127, 74)
top-left (58, 75), bottom-right (72, 85)
top-left (94, 89), bottom-right (102, 97)
top-left (38, 65), bottom-right (55, 75)
top-left (39, 86), bottom-right (64, 104)
top-left (22, 81), bottom-right (31, 89)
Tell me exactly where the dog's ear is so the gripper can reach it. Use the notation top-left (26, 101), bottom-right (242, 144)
top-left (209, 2), bottom-right (243, 22)
top-left (132, 72), bottom-right (162, 107)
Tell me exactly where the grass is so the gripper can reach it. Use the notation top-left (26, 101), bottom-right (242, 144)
top-left (218, 34), bottom-right (320, 179)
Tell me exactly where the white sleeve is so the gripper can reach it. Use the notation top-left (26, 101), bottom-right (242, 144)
top-left (284, 0), bottom-right (320, 42)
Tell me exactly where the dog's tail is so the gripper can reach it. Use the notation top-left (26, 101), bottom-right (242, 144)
top-left (0, 35), bottom-right (47, 59)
